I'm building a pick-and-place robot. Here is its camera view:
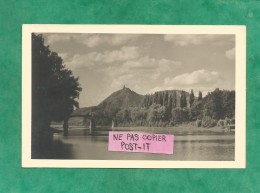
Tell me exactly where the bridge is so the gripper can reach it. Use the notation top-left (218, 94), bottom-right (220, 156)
top-left (63, 114), bottom-right (116, 136)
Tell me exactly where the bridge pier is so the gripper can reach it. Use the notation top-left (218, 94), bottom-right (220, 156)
top-left (112, 119), bottom-right (117, 130)
top-left (63, 118), bottom-right (69, 136)
top-left (83, 117), bottom-right (87, 126)
top-left (89, 119), bottom-right (96, 135)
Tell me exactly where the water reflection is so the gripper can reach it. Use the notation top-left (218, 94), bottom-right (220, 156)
top-left (49, 127), bottom-right (235, 161)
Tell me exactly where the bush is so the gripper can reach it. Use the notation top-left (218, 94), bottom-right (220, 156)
top-left (224, 117), bottom-right (231, 126)
top-left (217, 119), bottom-right (225, 127)
top-left (168, 121), bottom-right (175, 126)
top-left (158, 121), bottom-right (168, 127)
top-left (196, 119), bottom-right (202, 127)
top-left (190, 121), bottom-right (196, 126)
top-left (201, 116), bottom-right (217, 128)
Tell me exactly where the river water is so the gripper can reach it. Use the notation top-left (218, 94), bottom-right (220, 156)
top-left (50, 127), bottom-right (235, 161)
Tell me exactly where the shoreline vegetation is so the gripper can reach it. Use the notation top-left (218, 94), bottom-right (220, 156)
top-left (113, 125), bottom-right (234, 133)
top-left (51, 123), bottom-right (235, 135)
top-left (69, 87), bottom-right (235, 130)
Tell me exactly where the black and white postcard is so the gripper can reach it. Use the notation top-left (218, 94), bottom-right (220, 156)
top-left (22, 25), bottom-right (246, 168)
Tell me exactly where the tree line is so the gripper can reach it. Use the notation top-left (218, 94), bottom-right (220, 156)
top-left (114, 89), bottom-right (235, 128)
top-left (143, 89), bottom-right (202, 109)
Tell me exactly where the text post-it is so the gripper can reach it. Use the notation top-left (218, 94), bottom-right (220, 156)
top-left (108, 131), bottom-right (174, 154)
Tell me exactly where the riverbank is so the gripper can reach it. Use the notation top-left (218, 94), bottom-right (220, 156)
top-left (50, 123), bottom-right (234, 137)
top-left (112, 124), bottom-right (234, 135)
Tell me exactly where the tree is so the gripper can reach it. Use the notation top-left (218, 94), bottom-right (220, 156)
top-left (190, 101), bottom-right (203, 121)
top-left (143, 95), bottom-right (147, 107)
top-left (147, 104), bottom-right (159, 125)
top-left (116, 108), bottom-right (131, 124)
top-left (222, 90), bottom-right (235, 118)
top-left (147, 103), bottom-right (166, 126)
top-left (149, 94), bottom-right (153, 106)
top-left (163, 91), bottom-right (168, 107)
top-left (153, 92), bottom-right (158, 104)
top-left (189, 89), bottom-right (195, 107)
top-left (202, 88), bottom-right (222, 119)
top-left (180, 90), bottom-right (187, 108)
top-left (172, 91), bottom-right (177, 108)
top-left (32, 33), bottom-right (82, 157)
top-left (171, 107), bottom-right (189, 124)
top-left (158, 92), bottom-right (163, 105)
top-left (167, 94), bottom-right (173, 120)
top-left (198, 91), bottom-right (203, 101)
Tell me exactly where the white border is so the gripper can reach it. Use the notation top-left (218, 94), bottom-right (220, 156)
top-left (22, 25), bottom-right (246, 168)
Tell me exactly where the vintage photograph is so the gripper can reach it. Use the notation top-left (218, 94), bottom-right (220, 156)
top-left (22, 25), bottom-right (246, 168)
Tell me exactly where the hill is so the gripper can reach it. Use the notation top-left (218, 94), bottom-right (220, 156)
top-left (71, 86), bottom-right (144, 117)
top-left (70, 86), bottom-right (144, 125)
top-left (98, 86), bottom-right (144, 112)
top-left (71, 87), bottom-right (191, 118)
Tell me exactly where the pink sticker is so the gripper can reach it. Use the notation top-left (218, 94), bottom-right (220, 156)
top-left (108, 131), bottom-right (174, 154)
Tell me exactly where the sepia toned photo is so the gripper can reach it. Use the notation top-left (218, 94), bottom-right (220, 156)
top-left (22, 25), bottom-right (246, 168)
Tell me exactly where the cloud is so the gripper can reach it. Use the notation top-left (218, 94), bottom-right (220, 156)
top-left (43, 34), bottom-right (71, 45)
top-left (149, 69), bottom-right (222, 93)
top-left (82, 34), bottom-right (142, 47)
top-left (100, 46), bottom-right (140, 63)
top-left (164, 34), bottom-right (234, 47)
top-left (44, 34), bottom-right (142, 48)
top-left (58, 53), bottom-right (69, 61)
top-left (105, 56), bottom-right (181, 77)
top-left (110, 35), bottom-right (142, 45)
top-left (165, 69), bottom-right (220, 85)
top-left (126, 57), bottom-right (181, 71)
top-left (66, 46), bottom-right (140, 68)
top-left (66, 54), bottom-right (95, 68)
top-left (66, 44), bottom-right (181, 73)
top-left (64, 47), bottom-right (182, 92)
top-left (82, 34), bottom-right (103, 48)
top-left (164, 35), bottom-right (204, 46)
top-left (101, 56), bottom-right (181, 93)
top-left (225, 47), bottom-right (235, 60)
top-left (110, 74), bottom-right (135, 89)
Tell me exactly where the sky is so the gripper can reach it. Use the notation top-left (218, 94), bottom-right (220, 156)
top-left (42, 33), bottom-right (235, 107)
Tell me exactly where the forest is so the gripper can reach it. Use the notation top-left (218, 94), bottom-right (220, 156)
top-left (86, 88), bottom-right (235, 128)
